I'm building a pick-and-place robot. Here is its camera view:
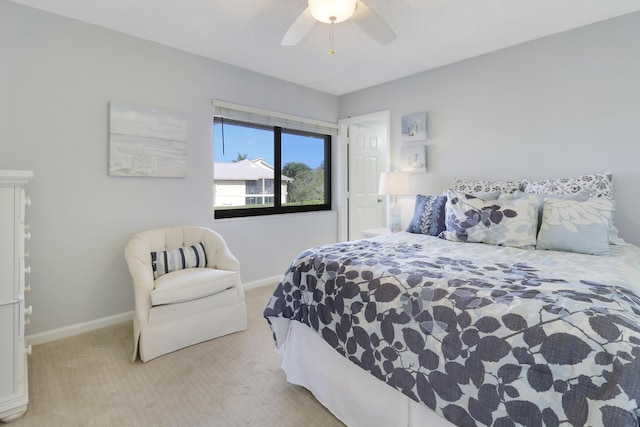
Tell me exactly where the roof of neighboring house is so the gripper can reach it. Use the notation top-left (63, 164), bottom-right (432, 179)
top-left (214, 158), bottom-right (292, 182)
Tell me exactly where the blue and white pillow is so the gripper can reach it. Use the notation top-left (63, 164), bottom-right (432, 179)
top-left (513, 188), bottom-right (591, 231)
top-left (520, 173), bottom-right (623, 244)
top-left (607, 205), bottom-right (625, 245)
top-left (536, 199), bottom-right (614, 256)
top-left (441, 189), bottom-right (538, 248)
top-left (406, 195), bottom-right (447, 236)
top-left (151, 242), bottom-right (207, 279)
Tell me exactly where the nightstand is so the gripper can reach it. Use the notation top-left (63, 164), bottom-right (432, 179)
top-left (362, 227), bottom-right (391, 238)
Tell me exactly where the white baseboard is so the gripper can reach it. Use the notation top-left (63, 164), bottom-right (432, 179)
top-left (242, 275), bottom-right (280, 291)
top-left (26, 311), bottom-right (134, 346)
top-left (25, 276), bottom-right (281, 346)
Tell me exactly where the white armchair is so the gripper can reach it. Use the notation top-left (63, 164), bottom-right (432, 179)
top-left (125, 226), bottom-right (247, 362)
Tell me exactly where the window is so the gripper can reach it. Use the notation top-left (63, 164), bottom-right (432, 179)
top-left (213, 102), bottom-right (335, 219)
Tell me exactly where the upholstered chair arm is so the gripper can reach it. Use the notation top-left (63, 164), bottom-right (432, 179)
top-left (203, 230), bottom-right (240, 272)
top-left (124, 237), bottom-right (155, 326)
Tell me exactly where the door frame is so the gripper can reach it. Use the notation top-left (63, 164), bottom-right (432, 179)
top-left (337, 110), bottom-right (391, 242)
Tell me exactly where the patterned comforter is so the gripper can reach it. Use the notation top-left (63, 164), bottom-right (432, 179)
top-left (263, 232), bottom-right (640, 427)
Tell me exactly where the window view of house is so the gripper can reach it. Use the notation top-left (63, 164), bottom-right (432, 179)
top-left (213, 118), bottom-right (330, 218)
top-left (214, 158), bottom-right (289, 208)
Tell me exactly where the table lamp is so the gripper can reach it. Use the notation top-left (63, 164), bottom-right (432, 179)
top-left (378, 171), bottom-right (413, 232)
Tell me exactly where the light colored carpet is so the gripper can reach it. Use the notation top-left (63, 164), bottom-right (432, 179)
top-left (10, 285), bottom-right (344, 427)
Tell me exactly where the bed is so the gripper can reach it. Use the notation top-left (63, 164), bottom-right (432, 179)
top-left (264, 173), bottom-right (640, 427)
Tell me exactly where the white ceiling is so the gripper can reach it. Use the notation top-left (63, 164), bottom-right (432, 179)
top-left (9, 0), bottom-right (640, 96)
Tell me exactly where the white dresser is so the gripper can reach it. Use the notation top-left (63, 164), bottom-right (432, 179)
top-left (0, 170), bottom-right (33, 422)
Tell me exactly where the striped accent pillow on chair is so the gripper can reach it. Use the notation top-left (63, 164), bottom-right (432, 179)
top-left (151, 242), bottom-right (207, 279)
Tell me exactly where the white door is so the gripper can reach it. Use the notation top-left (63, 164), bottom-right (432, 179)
top-left (347, 123), bottom-right (387, 240)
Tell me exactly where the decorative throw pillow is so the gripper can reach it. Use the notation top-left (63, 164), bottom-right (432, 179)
top-left (453, 178), bottom-right (522, 194)
top-left (520, 173), bottom-right (623, 244)
top-left (441, 189), bottom-right (538, 248)
top-left (608, 209), bottom-right (625, 245)
top-left (536, 199), bottom-right (614, 256)
top-left (513, 188), bottom-right (591, 231)
top-left (406, 195), bottom-right (447, 236)
top-left (522, 172), bottom-right (613, 200)
top-left (151, 241), bottom-right (207, 279)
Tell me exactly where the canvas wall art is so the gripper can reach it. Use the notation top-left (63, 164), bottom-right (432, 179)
top-left (401, 112), bottom-right (427, 141)
top-left (109, 102), bottom-right (187, 177)
top-left (401, 145), bottom-right (427, 172)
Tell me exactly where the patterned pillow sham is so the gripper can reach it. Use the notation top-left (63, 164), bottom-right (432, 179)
top-left (522, 172), bottom-right (613, 200)
top-left (453, 178), bottom-right (522, 194)
top-left (151, 241), bottom-right (207, 279)
top-left (468, 190), bottom-right (501, 200)
top-left (536, 199), bottom-right (614, 256)
top-left (441, 189), bottom-right (538, 248)
top-left (406, 195), bottom-right (447, 236)
top-left (443, 190), bottom-right (501, 200)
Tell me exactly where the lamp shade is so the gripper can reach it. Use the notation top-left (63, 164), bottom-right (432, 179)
top-left (378, 172), bottom-right (413, 196)
top-left (308, 0), bottom-right (357, 24)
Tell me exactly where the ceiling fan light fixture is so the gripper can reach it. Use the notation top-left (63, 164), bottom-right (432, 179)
top-left (308, 0), bottom-right (357, 24)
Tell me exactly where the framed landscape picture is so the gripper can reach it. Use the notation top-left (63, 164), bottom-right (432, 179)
top-left (109, 102), bottom-right (187, 177)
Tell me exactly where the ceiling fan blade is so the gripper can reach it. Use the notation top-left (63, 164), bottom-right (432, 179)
top-left (281, 7), bottom-right (317, 46)
top-left (351, 1), bottom-right (396, 45)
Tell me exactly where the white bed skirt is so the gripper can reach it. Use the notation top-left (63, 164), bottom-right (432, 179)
top-left (274, 318), bottom-right (456, 427)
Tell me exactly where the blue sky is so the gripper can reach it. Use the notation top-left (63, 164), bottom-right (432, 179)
top-left (213, 123), bottom-right (324, 169)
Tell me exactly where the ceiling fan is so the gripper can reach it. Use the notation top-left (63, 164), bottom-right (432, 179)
top-left (282, 0), bottom-right (396, 54)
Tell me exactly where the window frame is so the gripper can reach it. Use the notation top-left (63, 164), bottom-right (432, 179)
top-left (213, 117), bottom-right (332, 219)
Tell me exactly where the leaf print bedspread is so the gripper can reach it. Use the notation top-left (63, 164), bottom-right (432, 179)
top-left (263, 232), bottom-right (640, 427)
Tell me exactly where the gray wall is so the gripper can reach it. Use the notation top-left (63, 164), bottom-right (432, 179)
top-left (3, 0), bottom-right (639, 339)
top-left (1, 1), bottom-right (339, 336)
top-left (340, 12), bottom-right (640, 246)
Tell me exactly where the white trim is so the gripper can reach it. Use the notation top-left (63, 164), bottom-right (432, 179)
top-left (26, 311), bottom-right (134, 346)
top-left (213, 99), bottom-right (339, 131)
top-left (0, 169), bottom-right (33, 185)
top-left (24, 276), bottom-right (281, 346)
